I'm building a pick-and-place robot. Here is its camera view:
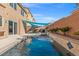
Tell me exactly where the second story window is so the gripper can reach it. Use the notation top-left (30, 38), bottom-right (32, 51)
top-left (14, 3), bottom-right (17, 10)
top-left (21, 10), bottom-right (25, 16)
top-left (0, 16), bottom-right (2, 26)
top-left (9, 3), bottom-right (17, 10)
top-left (10, 3), bottom-right (13, 8)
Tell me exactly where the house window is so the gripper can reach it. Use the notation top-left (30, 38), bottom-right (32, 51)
top-left (22, 20), bottom-right (27, 33)
top-left (14, 3), bottom-right (17, 10)
top-left (14, 22), bottom-right (17, 34)
top-left (0, 16), bottom-right (2, 26)
top-left (21, 10), bottom-right (25, 16)
top-left (8, 21), bottom-right (13, 34)
top-left (10, 3), bottom-right (13, 8)
top-left (9, 3), bottom-right (17, 10)
top-left (8, 21), bottom-right (17, 35)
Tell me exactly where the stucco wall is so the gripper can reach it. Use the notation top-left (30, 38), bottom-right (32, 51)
top-left (0, 3), bottom-right (27, 37)
top-left (47, 9), bottom-right (79, 38)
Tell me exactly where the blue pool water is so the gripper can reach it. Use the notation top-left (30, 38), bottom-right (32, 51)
top-left (2, 36), bottom-right (62, 56)
top-left (26, 36), bottom-right (62, 56)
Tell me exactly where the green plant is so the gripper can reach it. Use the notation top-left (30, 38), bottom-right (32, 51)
top-left (60, 27), bottom-right (71, 35)
top-left (32, 29), bottom-right (37, 33)
top-left (74, 31), bottom-right (79, 35)
top-left (50, 28), bottom-right (59, 33)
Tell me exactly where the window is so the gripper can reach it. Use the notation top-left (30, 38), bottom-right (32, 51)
top-left (0, 16), bottom-right (2, 26)
top-left (21, 10), bottom-right (25, 16)
top-left (14, 3), bottom-right (17, 10)
top-left (14, 22), bottom-right (17, 34)
top-left (10, 3), bottom-right (13, 8)
top-left (22, 20), bottom-right (27, 33)
top-left (9, 3), bottom-right (17, 10)
top-left (8, 21), bottom-right (13, 34)
top-left (8, 21), bottom-right (17, 35)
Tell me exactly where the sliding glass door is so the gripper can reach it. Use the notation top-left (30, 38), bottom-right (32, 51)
top-left (8, 21), bottom-right (17, 35)
top-left (14, 22), bottom-right (17, 34)
top-left (8, 21), bottom-right (13, 35)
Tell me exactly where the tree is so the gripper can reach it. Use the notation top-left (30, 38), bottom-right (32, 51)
top-left (60, 27), bottom-right (71, 35)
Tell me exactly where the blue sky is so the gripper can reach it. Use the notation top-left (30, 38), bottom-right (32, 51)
top-left (22, 3), bottom-right (77, 24)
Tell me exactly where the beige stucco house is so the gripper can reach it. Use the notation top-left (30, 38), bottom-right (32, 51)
top-left (0, 3), bottom-right (34, 38)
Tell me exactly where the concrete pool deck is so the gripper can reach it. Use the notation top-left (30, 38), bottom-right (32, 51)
top-left (1, 32), bottom-right (79, 56)
top-left (48, 32), bottom-right (79, 56)
top-left (0, 35), bottom-right (21, 55)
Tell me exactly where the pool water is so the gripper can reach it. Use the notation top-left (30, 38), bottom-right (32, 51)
top-left (26, 36), bottom-right (62, 56)
top-left (2, 36), bottom-right (62, 56)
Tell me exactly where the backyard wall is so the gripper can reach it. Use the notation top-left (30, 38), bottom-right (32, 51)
top-left (47, 9), bottom-right (79, 38)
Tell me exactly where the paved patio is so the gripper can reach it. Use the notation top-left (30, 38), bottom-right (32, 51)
top-left (0, 35), bottom-right (21, 55)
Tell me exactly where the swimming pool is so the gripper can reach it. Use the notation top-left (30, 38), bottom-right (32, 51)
top-left (26, 36), bottom-right (62, 56)
top-left (2, 36), bottom-right (62, 56)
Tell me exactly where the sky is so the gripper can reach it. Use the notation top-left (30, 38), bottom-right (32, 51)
top-left (22, 3), bottom-right (77, 24)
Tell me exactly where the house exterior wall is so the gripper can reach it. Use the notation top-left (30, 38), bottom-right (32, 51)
top-left (0, 3), bottom-right (34, 38)
top-left (24, 8), bottom-right (35, 32)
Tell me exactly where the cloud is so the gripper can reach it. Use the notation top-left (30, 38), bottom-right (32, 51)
top-left (51, 3), bottom-right (67, 9)
top-left (33, 13), bottom-right (57, 23)
top-left (42, 17), bottom-right (54, 20)
top-left (34, 15), bottom-right (55, 23)
top-left (33, 14), bottom-right (43, 17)
top-left (33, 13), bottom-right (44, 20)
top-left (41, 17), bottom-right (55, 23)
top-left (22, 3), bottom-right (40, 8)
top-left (22, 3), bottom-right (67, 9)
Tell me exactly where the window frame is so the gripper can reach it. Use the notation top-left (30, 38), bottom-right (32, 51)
top-left (0, 16), bottom-right (2, 26)
top-left (9, 3), bottom-right (17, 10)
top-left (21, 10), bottom-right (25, 16)
top-left (8, 20), bottom-right (17, 35)
top-left (14, 3), bottom-right (17, 10)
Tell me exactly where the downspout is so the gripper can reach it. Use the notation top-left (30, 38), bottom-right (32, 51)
top-left (19, 19), bottom-right (20, 35)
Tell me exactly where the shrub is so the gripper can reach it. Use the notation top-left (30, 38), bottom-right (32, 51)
top-left (60, 27), bottom-right (71, 35)
top-left (50, 28), bottom-right (59, 33)
top-left (74, 31), bottom-right (79, 35)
